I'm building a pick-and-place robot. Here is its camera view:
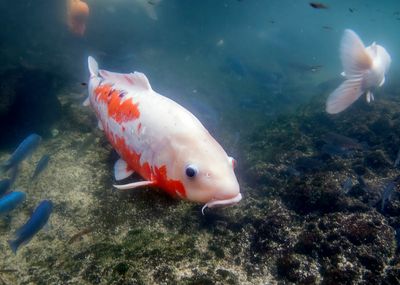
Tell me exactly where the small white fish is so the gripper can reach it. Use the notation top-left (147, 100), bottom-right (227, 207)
top-left (326, 29), bottom-right (391, 114)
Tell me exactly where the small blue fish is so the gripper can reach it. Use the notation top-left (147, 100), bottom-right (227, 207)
top-left (0, 134), bottom-right (41, 174)
top-left (8, 200), bottom-right (53, 253)
top-left (0, 191), bottom-right (26, 216)
top-left (31, 155), bottom-right (50, 181)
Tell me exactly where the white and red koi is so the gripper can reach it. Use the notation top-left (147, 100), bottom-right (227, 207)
top-left (86, 57), bottom-right (241, 212)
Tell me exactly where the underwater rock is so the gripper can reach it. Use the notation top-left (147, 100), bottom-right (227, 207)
top-left (364, 149), bottom-right (392, 173)
top-left (284, 173), bottom-right (346, 214)
top-left (0, 67), bottom-right (62, 148)
top-left (276, 253), bottom-right (300, 282)
top-left (0, 70), bottom-right (19, 117)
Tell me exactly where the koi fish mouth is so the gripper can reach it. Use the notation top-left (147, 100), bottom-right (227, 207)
top-left (201, 193), bottom-right (242, 215)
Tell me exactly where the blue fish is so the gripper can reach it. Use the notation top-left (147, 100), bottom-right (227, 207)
top-left (31, 154), bottom-right (50, 181)
top-left (0, 134), bottom-right (41, 174)
top-left (0, 191), bottom-right (26, 216)
top-left (8, 200), bottom-right (53, 253)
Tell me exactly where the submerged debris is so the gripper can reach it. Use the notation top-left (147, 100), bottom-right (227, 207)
top-left (68, 227), bottom-right (94, 244)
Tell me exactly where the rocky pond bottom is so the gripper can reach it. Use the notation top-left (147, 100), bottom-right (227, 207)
top-left (0, 89), bottom-right (399, 285)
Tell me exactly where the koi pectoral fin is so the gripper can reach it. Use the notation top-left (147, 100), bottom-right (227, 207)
top-left (113, 181), bottom-right (155, 190)
top-left (114, 158), bottom-right (134, 181)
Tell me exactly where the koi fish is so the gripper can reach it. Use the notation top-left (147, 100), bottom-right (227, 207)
top-left (326, 29), bottom-right (391, 114)
top-left (67, 0), bottom-right (89, 36)
top-left (86, 56), bottom-right (241, 213)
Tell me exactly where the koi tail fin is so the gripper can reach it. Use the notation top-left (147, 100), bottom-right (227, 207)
top-left (340, 29), bottom-right (372, 78)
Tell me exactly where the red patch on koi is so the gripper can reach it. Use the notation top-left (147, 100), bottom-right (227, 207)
top-left (94, 84), bottom-right (140, 123)
top-left (153, 165), bottom-right (186, 198)
top-left (111, 135), bottom-right (186, 198)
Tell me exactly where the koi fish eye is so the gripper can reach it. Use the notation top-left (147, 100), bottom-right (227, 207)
top-left (185, 164), bottom-right (198, 178)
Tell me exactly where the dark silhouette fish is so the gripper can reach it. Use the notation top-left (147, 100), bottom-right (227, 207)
top-left (8, 200), bottom-right (53, 254)
top-left (357, 176), bottom-right (371, 192)
top-left (395, 227), bottom-right (400, 251)
top-left (394, 148), bottom-right (400, 167)
top-left (0, 134), bottom-right (41, 174)
top-left (321, 143), bottom-right (353, 157)
top-left (342, 177), bottom-right (353, 193)
top-left (309, 2), bottom-right (328, 9)
top-left (31, 154), bottom-right (50, 181)
top-left (381, 181), bottom-right (396, 211)
top-left (322, 132), bottom-right (364, 150)
top-left (0, 191), bottom-right (26, 216)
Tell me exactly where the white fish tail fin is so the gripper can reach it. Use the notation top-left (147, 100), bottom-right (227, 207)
top-left (88, 56), bottom-right (99, 77)
top-left (326, 78), bottom-right (364, 114)
top-left (341, 29), bottom-right (372, 77)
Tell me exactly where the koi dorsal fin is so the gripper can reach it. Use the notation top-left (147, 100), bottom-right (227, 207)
top-left (99, 70), bottom-right (152, 92)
